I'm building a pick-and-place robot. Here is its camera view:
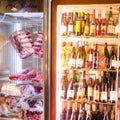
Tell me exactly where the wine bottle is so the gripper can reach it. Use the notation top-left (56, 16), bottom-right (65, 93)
top-left (110, 73), bottom-right (116, 103)
top-left (104, 42), bottom-right (110, 68)
top-left (109, 46), bottom-right (117, 70)
top-left (78, 104), bottom-right (85, 120)
top-left (107, 7), bottom-right (115, 36)
top-left (110, 109), bottom-right (115, 120)
top-left (93, 74), bottom-right (100, 102)
top-left (92, 43), bottom-right (99, 69)
top-left (82, 41), bottom-right (86, 68)
top-left (118, 72), bottom-right (120, 100)
top-left (66, 101), bottom-right (72, 120)
top-left (101, 9), bottom-right (108, 35)
top-left (60, 108), bottom-right (67, 120)
top-left (75, 12), bottom-right (81, 36)
top-left (80, 12), bottom-right (85, 35)
top-left (61, 13), bottom-right (68, 36)
top-left (60, 74), bottom-right (68, 99)
top-left (73, 12), bottom-right (78, 34)
top-left (69, 42), bottom-right (76, 68)
top-left (91, 104), bottom-right (97, 120)
top-left (97, 104), bottom-right (104, 120)
top-left (103, 106), bottom-right (109, 120)
top-left (84, 13), bottom-right (90, 36)
top-left (87, 77), bottom-right (94, 101)
top-left (87, 44), bottom-right (94, 68)
top-left (86, 104), bottom-right (92, 120)
top-left (95, 9), bottom-right (101, 35)
top-left (90, 9), bottom-right (96, 36)
top-left (76, 42), bottom-right (84, 68)
top-left (70, 103), bottom-right (78, 120)
top-left (76, 72), bottom-right (86, 100)
top-left (68, 12), bottom-right (74, 36)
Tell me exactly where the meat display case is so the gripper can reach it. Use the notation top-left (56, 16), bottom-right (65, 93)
top-left (51, 0), bottom-right (120, 120)
top-left (0, 0), bottom-right (51, 120)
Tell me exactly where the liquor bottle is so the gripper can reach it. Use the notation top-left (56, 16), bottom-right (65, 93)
top-left (104, 42), bottom-right (110, 68)
top-left (80, 12), bottom-right (85, 35)
top-left (103, 106), bottom-right (109, 120)
top-left (110, 75), bottom-right (116, 103)
top-left (75, 12), bottom-right (81, 36)
top-left (109, 46), bottom-right (117, 70)
top-left (92, 43), bottom-right (99, 69)
top-left (76, 42), bottom-right (84, 68)
top-left (101, 9), bottom-right (107, 35)
top-left (61, 41), bottom-right (66, 67)
top-left (93, 74), bottom-right (100, 102)
top-left (76, 72), bottom-right (86, 100)
top-left (86, 104), bottom-right (92, 120)
top-left (78, 104), bottom-right (85, 120)
top-left (69, 42), bottom-right (76, 68)
top-left (101, 72), bottom-right (108, 102)
top-left (87, 77), bottom-right (94, 101)
top-left (61, 13), bottom-right (68, 36)
top-left (67, 70), bottom-right (76, 100)
top-left (90, 9), bottom-right (96, 36)
top-left (66, 101), bottom-right (72, 120)
top-left (60, 74), bottom-right (68, 99)
top-left (68, 12), bottom-right (74, 36)
top-left (95, 9), bottom-right (101, 35)
top-left (70, 103), bottom-right (78, 120)
top-left (107, 7), bottom-right (115, 36)
top-left (84, 13), bottom-right (90, 36)
top-left (87, 44), bottom-right (94, 68)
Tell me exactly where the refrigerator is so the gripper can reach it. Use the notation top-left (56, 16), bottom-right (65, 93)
top-left (0, 0), bottom-right (51, 120)
top-left (51, 0), bottom-right (120, 120)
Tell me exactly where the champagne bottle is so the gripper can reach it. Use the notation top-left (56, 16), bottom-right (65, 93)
top-left (107, 7), bottom-right (115, 36)
top-left (60, 74), bottom-right (68, 99)
top-left (84, 13), bottom-right (90, 36)
top-left (101, 9), bottom-right (108, 35)
top-left (92, 43), bottom-right (99, 69)
top-left (76, 42), bottom-right (84, 68)
top-left (66, 101), bottom-right (72, 120)
top-left (90, 9), bottom-right (96, 36)
top-left (70, 103), bottom-right (78, 120)
top-left (68, 12), bottom-right (74, 36)
top-left (69, 42), bottom-right (76, 68)
top-left (101, 72), bottom-right (108, 102)
top-left (87, 77), bottom-right (94, 101)
top-left (104, 42), bottom-right (110, 68)
top-left (109, 46), bottom-right (117, 70)
top-left (93, 74), bottom-right (100, 102)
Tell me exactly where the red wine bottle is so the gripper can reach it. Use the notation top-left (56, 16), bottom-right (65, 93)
top-left (66, 101), bottom-right (72, 120)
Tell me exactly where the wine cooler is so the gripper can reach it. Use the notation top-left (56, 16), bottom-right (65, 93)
top-left (51, 2), bottom-right (120, 120)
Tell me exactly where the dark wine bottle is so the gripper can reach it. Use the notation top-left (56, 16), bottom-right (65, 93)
top-left (66, 101), bottom-right (72, 120)
top-left (97, 105), bottom-right (104, 120)
top-left (93, 74), bottom-right (100, 102)
top-left (104, 42), bottom-right (110, 68)
top-left (101, 72), bottom-right (108, 102)
top-left (87, 77), bottom-right (94, 101)
top-left (91, 104), bottom-right (97, 120)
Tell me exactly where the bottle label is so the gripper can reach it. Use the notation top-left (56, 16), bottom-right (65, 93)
top-left (76, 21), bottom-right (80, 32)
top-left (61, 25), bottom-right (67, 35)
top-left (77, 87), bottom-right (85, 98)
top-left (69, 58), bottom-right (76, 67)
top-left (111, 60), bottom-right (117, 68)
top-left (60, 90), bottom-right (65, 97)
top-left (108, 25), bottom-right (115, 34)
top-left (67, 89), bottom-right (74, 99)
top-left (110, 91), bottom-right (117, 101)
top-left (88, 86), bottom-right (93, 97)
top-left (101, 91), bottom-right (107, 101)
top-left (84, 26), bottom-right (89, 35)
top-left (88, 54), bottom-right (93, 61)
top-left (76, 58), bottom-right (84, 68)
top-left (94, 90), bottom-right (99, 100)
top-left (90, 25), bottom-right (96, 35)
top-left (68, 24), bottom-right (73, 35)
top-left (101, 25), bottom-right (106, 33)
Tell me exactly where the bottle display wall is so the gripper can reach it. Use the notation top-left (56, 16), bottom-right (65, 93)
top-left (58, 5), bottom-right (120, 120)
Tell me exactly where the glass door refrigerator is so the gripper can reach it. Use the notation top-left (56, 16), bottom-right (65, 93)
top-left (51, 0), bottom-right (120, 120)
top-left (0, 0), bottom-right (51, 120)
